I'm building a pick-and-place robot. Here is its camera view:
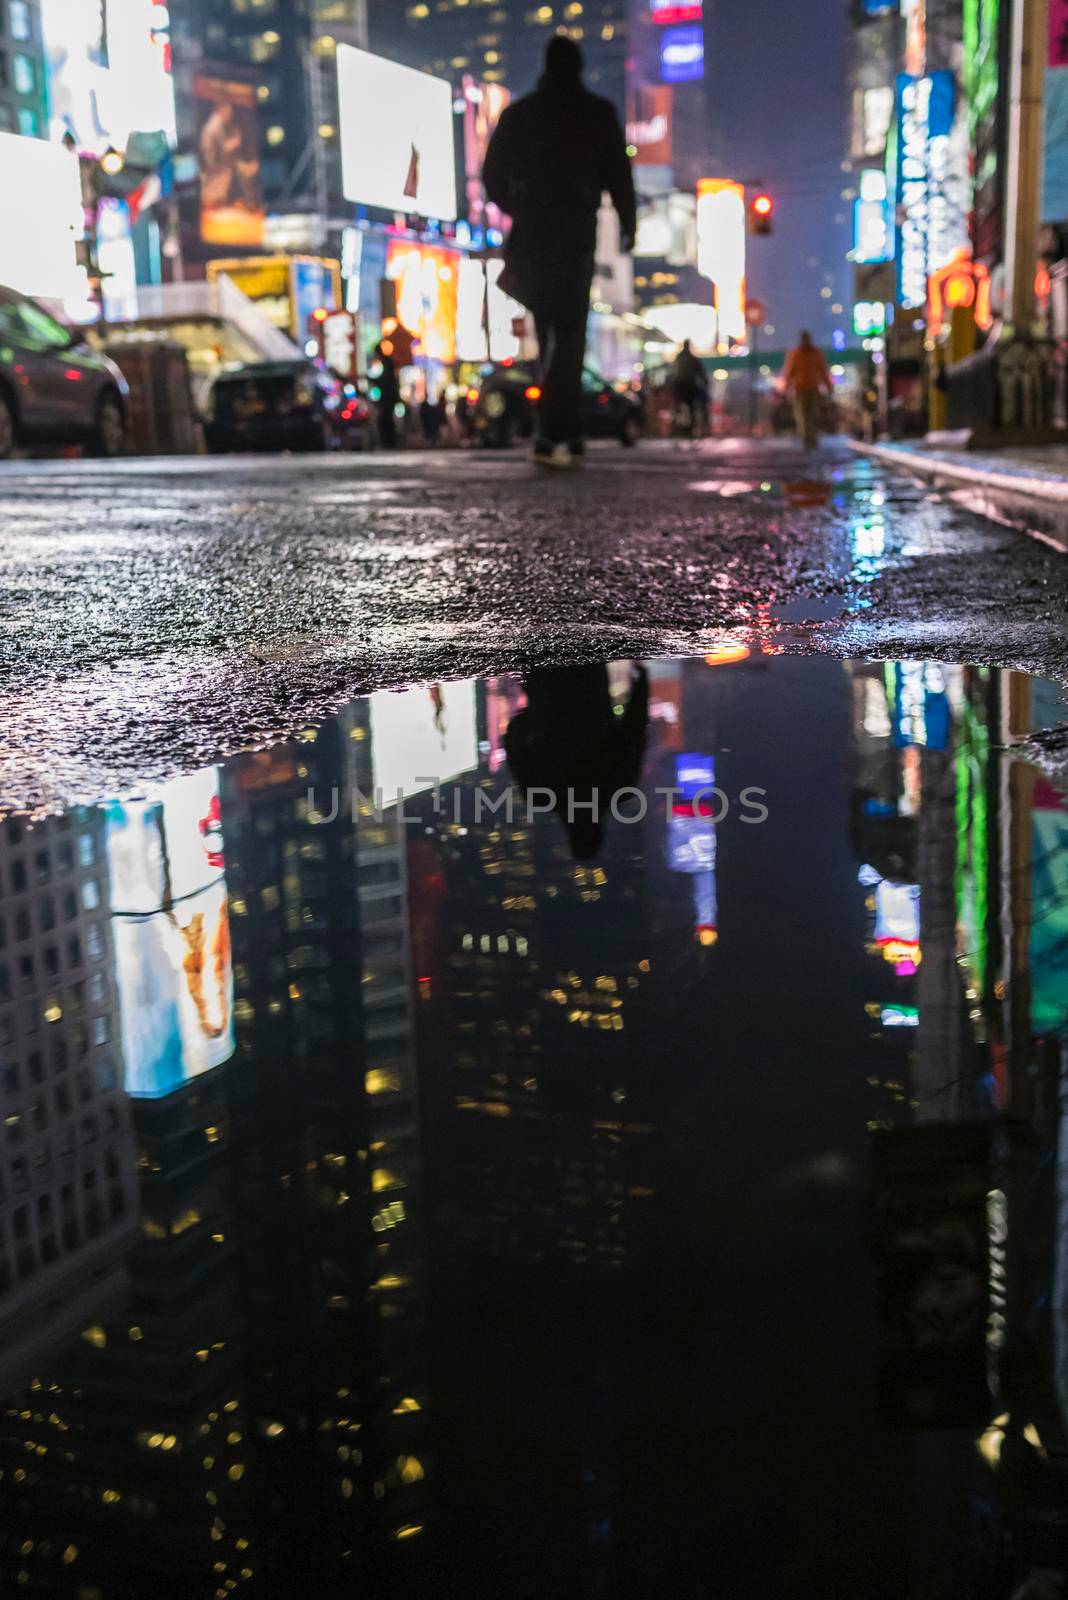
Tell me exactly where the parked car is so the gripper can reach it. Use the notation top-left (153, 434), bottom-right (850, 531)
top-left (471, 360), bottom-right (644, 448)
top-left (205, 359), bottom-right (375, 453)
top-left (0, 285), bottom-right (128, 459)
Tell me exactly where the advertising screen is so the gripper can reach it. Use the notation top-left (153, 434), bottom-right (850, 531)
top-left (660, 24), bottom-right (705, 83)
top-left (370, 681), bottom-right (478, 804)
top-left (42, 0), bottom-right (175, 155)
top-left (652, 0), bottom-right (703, 21)
top-left (385, 241), bottom-right (460, 363)
top-left (338, 45), bottom-right (457, 221)
top-left (462, 76), bottom-right (511, 229)
top-left (0, 133), bottom-right (84, 302)
top-left (627, 83), bottom-right (673, 169)
top-left (696, 179), bottom-right (746, 340)
top-left (105, 769), bottom-right (234, 1100)
top-left (195, 71), bottom-right (264, 247)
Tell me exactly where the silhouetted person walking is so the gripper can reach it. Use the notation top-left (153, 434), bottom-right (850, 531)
top-left (483, 36), bottom-right (636, 470)
top-left (505, 664), bottom-right (648, 859)
top-left (783, 330), bottom-right (832, 451)
top-left (373, 341), bottom-right (400, 449)
top-left (669, 338), bottom-right (709, 439)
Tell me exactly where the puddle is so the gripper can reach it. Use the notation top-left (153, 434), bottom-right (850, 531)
top-left (1, 655), bottom-right (1067, 1596)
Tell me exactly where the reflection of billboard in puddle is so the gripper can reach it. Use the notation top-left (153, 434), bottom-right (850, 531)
top-left (370, 681), bottom-right (478, 803)
top-left (105, 769), bottom-right (233, 1098)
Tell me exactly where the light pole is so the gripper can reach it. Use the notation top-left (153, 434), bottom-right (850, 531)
top-left (1003, 0), bottom-right (1050, 334)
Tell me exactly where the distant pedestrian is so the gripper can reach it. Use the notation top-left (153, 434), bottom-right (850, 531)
top-left (783, 330), bottom-right (832, 450)
top-left (373, 342), bottom-right (400, 449)
top-left (483, 36), bottom-right (636, 470)
top-left (668, 339), bottom-right (708, 439)
top-left (420, 393), bottom-right (445, 446)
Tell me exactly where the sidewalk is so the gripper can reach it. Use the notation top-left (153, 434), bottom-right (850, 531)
top-left (851, 437), bottom-right (1068, 551)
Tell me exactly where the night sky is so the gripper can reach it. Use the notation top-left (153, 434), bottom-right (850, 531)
top-left (708, 0), bottom-right (854, 350)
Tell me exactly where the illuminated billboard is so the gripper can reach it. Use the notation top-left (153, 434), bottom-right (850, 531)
top-left (893, 71), bottom-right (969, 309)
top-left (457, 257), bottom-right (525, 362)
top-left (105, 769), bottom-right (234, 1100)
top-left (385, 241), bottom-right (460, 363)
top-left (461, 76), bottom-right (511, 229)
top-left (338, 44), bottom-right (457, 221)
top-left (651, 0), bottom-right (703, 21)
top-left (853, 169), bottom-right (892, 263)
top-left (696, 179), bottom-right (746, 341)
top-left (626, 83), bottom-right (673, 168)
top-left (195, 72), bottom-right (264, 247)
top-left (660, 24), bottom-right (704, 83)
top-left (0, 132), bottom-right (84, 301)
top-left (42, 0), bottom-right (175, 157)
top-left (370, 681), bottom-right (478, 803)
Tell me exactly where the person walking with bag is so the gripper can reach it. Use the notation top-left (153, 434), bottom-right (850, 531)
top-left (483, 36), bottom-right (636, 469)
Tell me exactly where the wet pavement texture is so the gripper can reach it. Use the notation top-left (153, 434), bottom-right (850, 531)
top-left (0, 653), bottom-right (1066, 1599)
top-left (1, 438), bottom-right (1067, 812)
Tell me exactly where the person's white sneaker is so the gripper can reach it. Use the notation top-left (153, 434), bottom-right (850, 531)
top-left (533, 439), bottom-right (573, 469)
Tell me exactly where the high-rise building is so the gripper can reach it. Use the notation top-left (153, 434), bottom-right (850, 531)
top-left (169, 0), bottom-right (368, 248)
top-left (367, 0), bottom-right (628, 112)
top-left (0, 808), bottom-right (138, 1397)
top-left (0, 0), bottom-right (47, 138)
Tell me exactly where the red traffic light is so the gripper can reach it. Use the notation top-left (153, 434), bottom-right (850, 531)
top-left (750, 193), bottom-right (774, 235)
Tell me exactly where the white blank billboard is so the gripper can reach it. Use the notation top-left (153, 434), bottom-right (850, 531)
top-left (0, 133), bottom-right (84, 302)
top-left (338, 45), bottom-right (457, 221)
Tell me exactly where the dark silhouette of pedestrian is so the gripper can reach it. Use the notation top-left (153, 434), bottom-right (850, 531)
top-left (419, 393), bottom-right (445, 445)
top-left (373, 342), bottom-right (400, 449)
top-left (483, 36), bottom-right (636, 470)
top-left (668, 339), bottom-right (709, 439)
top-left (505, 664), bottom-right (649, 859)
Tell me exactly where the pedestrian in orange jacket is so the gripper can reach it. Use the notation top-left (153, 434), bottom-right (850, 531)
top-left (783, 331), bottom-right (832, 450)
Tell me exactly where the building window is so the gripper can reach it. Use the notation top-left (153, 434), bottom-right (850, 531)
top-left (10, 1), bottom-right (32, 40)
top-left (13, 52), bottom-right (33, 94)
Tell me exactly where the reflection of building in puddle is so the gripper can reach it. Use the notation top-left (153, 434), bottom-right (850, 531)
top-left (0, 717), bottom-right (432, 1593)
top-left (0, 807), bottom-right (140, 1397)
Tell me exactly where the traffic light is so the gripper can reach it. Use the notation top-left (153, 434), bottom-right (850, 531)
top-left (750, 192), bottom-right (774, 235)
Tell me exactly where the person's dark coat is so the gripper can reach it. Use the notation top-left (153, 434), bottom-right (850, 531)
top-left (483, 67), bottom-right (636, 324)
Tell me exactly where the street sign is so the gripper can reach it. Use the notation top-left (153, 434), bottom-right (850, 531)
top-left (323, 310), bottom-right (358, 380)
top-left (745, 298), bottom-right (766, 327)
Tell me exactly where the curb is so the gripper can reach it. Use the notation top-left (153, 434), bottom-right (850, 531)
top-left (849, 440), bottom-right (1068, 552)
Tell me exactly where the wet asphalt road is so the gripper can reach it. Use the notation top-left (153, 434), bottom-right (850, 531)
top-left (1, 436), bottom-right (1066, 812)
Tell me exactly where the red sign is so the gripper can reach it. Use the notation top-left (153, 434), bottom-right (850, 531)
top-left (626, 83), bottom-right (673, 167)
top-left (651, 1), bottom-right (703, 21)
top-left (745, 299), bottom-right (766, 328)
top-left (1051, 0), bottom-right (1068, 66)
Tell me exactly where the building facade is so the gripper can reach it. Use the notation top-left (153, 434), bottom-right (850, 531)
top-left (0, 0), bottom-right (46, 137)
top-left (367, 0), bottom-right (628, 111)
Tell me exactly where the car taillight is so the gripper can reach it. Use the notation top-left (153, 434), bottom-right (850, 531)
top-left (524, 385), bottom-right (542, 402)
top-left (467, 388), bottom-right (479, 403)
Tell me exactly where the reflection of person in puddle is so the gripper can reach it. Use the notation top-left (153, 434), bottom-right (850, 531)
top-left (505, 663), bottom-right (649, 860)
